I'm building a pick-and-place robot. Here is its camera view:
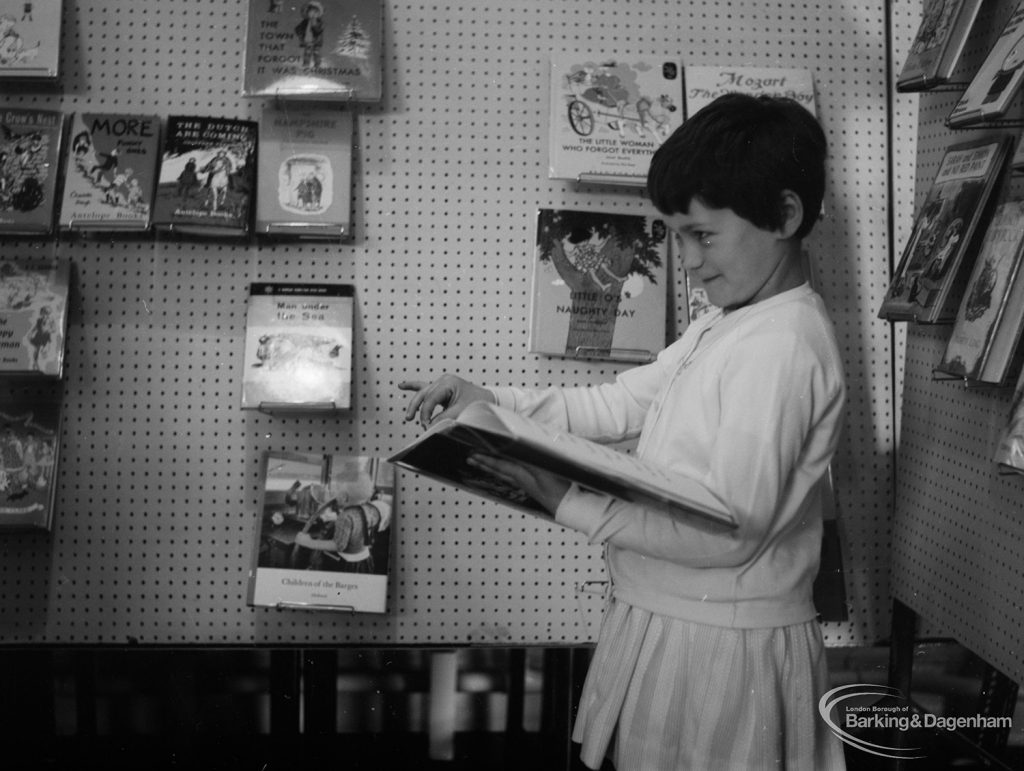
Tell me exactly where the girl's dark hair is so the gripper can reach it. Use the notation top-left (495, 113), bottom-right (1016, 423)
top-left (647, 93), bottom-right (827, 239)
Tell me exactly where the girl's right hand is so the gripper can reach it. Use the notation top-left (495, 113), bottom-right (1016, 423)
top-left (399, 375), bottom-right (495, 429)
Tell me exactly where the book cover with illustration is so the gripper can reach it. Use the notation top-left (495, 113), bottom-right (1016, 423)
top-left (0, 384), bottom-right (62, 531)
top-left (897, 0), bottom-right (983, 92)
top-left (0, 107), bottom-right (63, 235)
top-left (0, 258), bottom-right (69, 377)
top-left (879, 136), bottom-right (1012, 323)
top-left (241, 282), bottom-right (354, 412)
top-left (242, 0), bottom-right (383, 102)
top-left (151, 116), bottom-right (257, 237)
top-left (529, 209), bottom-right (667, 363)
top-left (937, 200), bottom-right (1024, 385)
top-left (995, 366), bottom-right (1024, 474)
top-left (947, 1), bottom-right (1024, 127)
top-left (58, 112), bottom-right (160, 232)
top-left (0, 0), bottom-right (62, 80)
top-left (248, 451), bottom-right (394, 613)
top-left (548, 52), bottom-right (683, 185)
top-left (683, 65), bottom-right (817, 117)
top-left (388, 401), bottom-right (735, 533)
top-left (256, 103), bottom-right (353, 238)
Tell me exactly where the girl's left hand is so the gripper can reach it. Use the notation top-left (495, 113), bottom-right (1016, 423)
top-left (467, 453), bottom-right (571, 515)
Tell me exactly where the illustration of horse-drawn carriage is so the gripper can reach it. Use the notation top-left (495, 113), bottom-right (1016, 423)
top-left (563, 66), bottom-right (677, 142)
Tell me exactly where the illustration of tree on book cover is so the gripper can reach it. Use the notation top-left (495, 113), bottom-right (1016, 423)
top-left (243, 0), bottom-right (383, 101)
top-left (530, 209), bottom-right (667, 362)
top-left (60, 113), bottom-right (160, 230)
top-left (152, 117), bottom-right (257, 235)
top-left (249, 451), bottom-right (394, 612)
top-left (0, 107), bottom-right (62, 234)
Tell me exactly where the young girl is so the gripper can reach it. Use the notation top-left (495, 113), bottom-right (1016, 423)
top-left (401, 94), bottom-right (847, 770)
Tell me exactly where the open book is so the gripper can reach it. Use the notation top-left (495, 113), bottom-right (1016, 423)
top-left (388, 401), bottom-right (737, 534)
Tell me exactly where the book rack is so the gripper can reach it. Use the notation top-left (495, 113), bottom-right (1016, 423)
top-left (890, 0), bottom-right (1024, 690)
top-left (0, 0), bottom-right (898, 649)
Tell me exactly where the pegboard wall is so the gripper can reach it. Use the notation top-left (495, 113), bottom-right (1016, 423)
top-left (0, 0), bottom-right (898, 647)
top-left (891, 0), bottom-right (1024, 684)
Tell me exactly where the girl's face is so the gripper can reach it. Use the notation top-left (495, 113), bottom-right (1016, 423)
top-left (664, 198), bottom-right (798, 311)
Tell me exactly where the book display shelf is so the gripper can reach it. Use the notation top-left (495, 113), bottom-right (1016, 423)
top-left (0, 1), bottom-right (896, 655)
top-left (891, 0), bottom-right (1024, 680)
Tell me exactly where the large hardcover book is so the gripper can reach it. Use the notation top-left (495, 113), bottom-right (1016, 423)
top-left (947, 1), bottom-right (1024, 127)
top-left (256, 104), bottom-right (353, 239)
top-left (897, 0), bottom-right (984, 92)
top-left (242, 0), bottom-right (383, 102)
top-left (529, 208), bottom-right (667, 362)
top-left (879, 136), bottom-right (1012, 323)
top-left (0, 107), bottom-right (63, 235)
top-left (0, 0), bottom-right (62, 80)
top-left (241, 282), bottom-right (354, 412)
top-left (0, 383), bottom-right (62, 531)
top-left (937, 200), bottom-right (1024, 384)
top-left (0, 257), bottom-right (70, 377)
top-left (58, 112), bottom-right (161, 232)
top-left (995, 367), bottom-right (1024, 474)
top-left (388, 401), bottom-right (736, 534)
top-left (151, 116), bottom-right (258, 237)
top-left (248, 451), bottom-right (394, 612)
top-left (548, 52), bottom-right (683, 186)
top-left (683, 65), bottom-right (817, 117)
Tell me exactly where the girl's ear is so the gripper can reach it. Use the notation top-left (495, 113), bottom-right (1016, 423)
top-left (778, 189), bottom-right (804, 239)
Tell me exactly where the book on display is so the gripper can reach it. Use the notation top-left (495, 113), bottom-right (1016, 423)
top-left (242, 0), bottom-right (383, 102)
top-left (529, 208), bottom-right (667, 363)
top-left (548, 51), bottom-right (683, 186)
top-left (241, 281), bottom-right (355, 413)
top-left (248, 450), bottom-right (394, 613)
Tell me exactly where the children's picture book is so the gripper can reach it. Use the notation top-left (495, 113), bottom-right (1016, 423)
top-left (388, 400), bottom-right (736, 534)
top-left (0, 384), bottom-right (62, 531)
top-left (879, 136), bottom-right (1012, 323)
top-left (242, 0), bottom-right (383, 102)
top-left (0, 107), bottom-right (63, 235)
top-left (248, 451), bottom-right (394, 613)
top-left (936, 200), bottom-right (1024, 385)
top-left (58, 112), bottom-right (161, 232)
top-left (529, 208), bottom-right (667, 362)
top-left (0, 257), bottom-right (70, 377)
top-left (256, 103), bottom-right (353, 239)
top-left (995, 367), bottom-right (1024, 474)
top-left (0, 0), bottom-right (62, 80)
top-left (241, 282), bottom-right (354, 412)
top-left (548, 52), bottom-right (683, 186)
top-left (947, 1), bottom-right (1024, 127)
top-left (683, 65), bottom-right (817, 117)
top-left (896, 0), bottom-right (984, 92)
top-left (151, 116), bottom-right (257, 237)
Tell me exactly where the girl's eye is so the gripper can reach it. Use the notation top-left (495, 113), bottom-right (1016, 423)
top-left (694, 232), bottom-right (711, 246)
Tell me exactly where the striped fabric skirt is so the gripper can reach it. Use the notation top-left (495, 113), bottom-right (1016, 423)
top-left (572, 598), bottom-right (847, 770)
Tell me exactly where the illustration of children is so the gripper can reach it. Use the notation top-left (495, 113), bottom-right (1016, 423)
top-left (0, 14), bottom-right (39, 65)
top-left (295, 2), bottom-right (325, 69)
top-left (28, 304), bottom-right (57, 372)
top-left (177, 157), bottom-right (199, 201)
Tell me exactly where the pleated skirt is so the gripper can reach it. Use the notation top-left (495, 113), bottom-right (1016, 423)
top-left (572, 598), bottom-right (847, 771)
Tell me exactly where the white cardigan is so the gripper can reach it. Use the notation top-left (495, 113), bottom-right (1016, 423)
top-left (492, 284), bottom-right (846, 629)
